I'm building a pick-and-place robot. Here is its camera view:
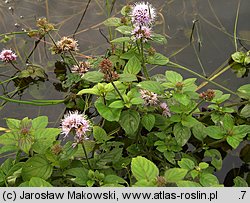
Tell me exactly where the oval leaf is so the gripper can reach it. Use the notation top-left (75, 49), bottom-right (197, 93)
top-left (131, 156), bottom-right (159, 181)
top-left (22, 155), bottom-right (53, 181)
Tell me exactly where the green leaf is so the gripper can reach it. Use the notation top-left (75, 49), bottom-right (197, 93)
top-left (165, 71), bottom-right (183, 84)
top-left (63, 167), bottom-right (88, 186)
top-left (237, 84), bottom-right (250, 100)
top-left (181, 115), bottom-right (198, 128)
top-left (18, 136), bottom-right (33, 154)
top-left (32, 116), bottom-right (48, 129)
top-left (6, 118), bottom-right (20, 130)
top-left (199, 162), bottom-right (209, 169)
top-left (206, 126), bottom-right (225, 139)
top-left (103, 175), bottom-right (127, 186)
top-left (192, 122), bottom-right (207, 141)
top-left (119, 73), bottom-right (138, 82)
top-left (103, 17), bottom-right (121, 26)
top-left (0, 132), bottom-right (18, 145)
top-left (83, 71), bottom-right (104, 83)
top-left (95, 99), bottom-right (122, 122)
top-left (111, 37), bottom-right (130, 43)
top-left (176, 181), bottom-right (201, 187)
top-left (223, 114), bottom-right (234, 130)
top-left (0, 145), bottom-right (18, 155)
top-left (119, 110), bottom-right (140, 136)
top-left (200, 173), bottom-right (219, 187)
top-left (133, 179), bottom-right (157, 187)
top-left (240, 104), bottom-right (250, 118)
top-left (226, 136), bottom-right (241, 149)
top-left (116, 26), bottom-right (133, 35)
top-left (231, 51), bottom-right (245, 63)
top-left (147, 53), bottom-right (169, 66)
top-left (204, 149), bottom-right (222, 171)
top-left (93, 126), bottom-right (112, 144)
top-left (173, 93), bottom-right (190, 106)
top-left (173, 123), bottom-right (191, 146)
top-left (141, 114), bottom-right (155, 131)
top-left (233, 125), bottom-right (250, 136)
top-left (24, 177), bottom-right (52, 187)
top-left (124, 56), bottom-right (141, 75)
top-left (164, 168), bottom-right (188, 182)
top-left (109, 100), bottom-right (124, 109)
top-left (33, 128), bottom-right (60, 154)
top-left (233, 176), bottom-right (248, 187)
top-left (77, 86), bottom-right (100, 96)
top-left (178, 158), bottom-right (195, 170)
top-left (22, 155), bottom-right (53, 181)
top-left (130, 97), bottom-right (144, 105)
top-left (131, 156), bottom-right (159, 181)
top-left (138, 81), bottom-right (164, 94)
top-left (151, 33), bottom-right (167, 44)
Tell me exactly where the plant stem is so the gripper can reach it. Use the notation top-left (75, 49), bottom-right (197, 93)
top-left (69, 50), bottom-right (80, 68)
top-left (15, 150), bottom-right (22, 164)
top-left (110, 80), bottom-right (124, 102)
top-left (234, 0), bottom-right (241, 51)
top-left (207, 137), bottom-right (227, 147)
top-left (9, 61), bottom-right (21, 71)
top-left (140, 39), bottom-right (149, 80)
top-left (82, 142), bottom-right (92, 169)
top-left (0, 76), bottom-right (18, 85)
top-left (188, 99), bottom-right (204, 116)
top-left (168, 61), bottom-right (237, 96)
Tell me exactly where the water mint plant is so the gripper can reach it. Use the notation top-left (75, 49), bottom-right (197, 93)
top-left (0, 1), bottom-right (249, 187)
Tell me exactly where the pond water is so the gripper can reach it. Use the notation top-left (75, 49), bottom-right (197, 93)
top-left (0, 0), bottom-right (249, 185)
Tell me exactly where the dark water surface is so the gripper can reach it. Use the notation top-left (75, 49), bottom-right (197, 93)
top-left (0, 0), bottom-right (249, 184)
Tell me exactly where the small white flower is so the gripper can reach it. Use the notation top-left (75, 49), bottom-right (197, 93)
top-left (71, 61), bottom-right (90, 76)
top-left (140, 89), bottom-right (159, 106)
top-left (160, 102), bottom-right (171, 117)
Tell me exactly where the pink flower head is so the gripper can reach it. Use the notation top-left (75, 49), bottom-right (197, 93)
top-left (160, 102), bottom-right (171, 117)
top-left (61, 111), bottom-right (92, 146)
top-left (140, 89), bottom-right (159, 106)
top-left (132, 25), bottom-right (152, 41)
top-left (131, 2), bottom-right (156, 26)
top-left (0, 49), bottom-right (17, 62)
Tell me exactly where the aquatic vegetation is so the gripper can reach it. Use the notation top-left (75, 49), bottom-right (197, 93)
top-left (0, 1), bottom-right (249, 187)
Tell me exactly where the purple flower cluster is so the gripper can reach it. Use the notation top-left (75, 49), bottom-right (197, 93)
top-left (131, 2), bottom-right (156, 26)
top-left (130, 2), bottom-right (156, 41)
top-left (0, 49), bottom-right (17, 62)
top-left (61, 111), bottom-right (92, 147)
top-left (131, 26), bottom-right (152, 42)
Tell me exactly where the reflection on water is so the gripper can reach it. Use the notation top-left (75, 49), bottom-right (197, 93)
top-left (0, 0), bottom-right (250, 184)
